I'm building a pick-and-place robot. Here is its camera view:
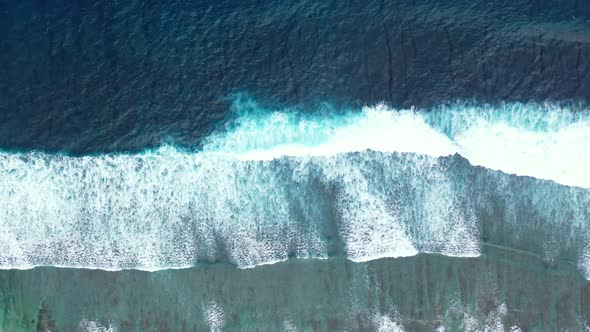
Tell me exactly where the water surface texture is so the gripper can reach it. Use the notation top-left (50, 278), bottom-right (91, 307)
top-left (1, 0), bottom-right (590, 331)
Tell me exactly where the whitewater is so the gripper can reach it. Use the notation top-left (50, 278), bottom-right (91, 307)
top-left (1, 101), bottom-right (589, 276)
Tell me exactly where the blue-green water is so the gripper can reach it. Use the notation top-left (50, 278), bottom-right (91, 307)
top-left (1, 246), bottom-right (589, 331)
top-left (2, 0), bottom-right (590, 331)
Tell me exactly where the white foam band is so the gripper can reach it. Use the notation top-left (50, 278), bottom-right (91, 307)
top-left (206, 104), bottom-right (458, 160)
top-left (0, 101), bottom-right (588, 272)
top-left (206, 102), bottom-right (590, 188)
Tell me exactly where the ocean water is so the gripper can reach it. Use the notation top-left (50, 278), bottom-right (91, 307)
top-left (1, 0), bottom-right (590, 331)
top-left (1, 248), bottom-right (589, 331)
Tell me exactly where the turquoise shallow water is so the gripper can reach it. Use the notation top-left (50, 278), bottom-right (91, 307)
top-left (0, 244), bottom-right (587, 331)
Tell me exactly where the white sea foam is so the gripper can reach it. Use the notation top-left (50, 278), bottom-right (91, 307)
top-left (206, 104), bottom-right (458, 160)
top-left (454, 117), bottom-right (590, 188)
top-left (0, 101), bottom-right (588, 271)
top-left (579, 245), bottom-right (590, 281)
top-left (203, 301), bottom-right (225, 332)
top-left (444, 295), bottom-right (511, 332)
top-left (79, 319), bottom-right (117, 332)
top-left (374, 314), bottom-right (405, 332)
top-left (207, 101), bottom-right (590, 189)
top-left (0, 149), bottom-right (476, 269)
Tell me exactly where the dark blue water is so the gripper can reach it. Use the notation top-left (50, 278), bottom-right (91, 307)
top-left (1, 0), bottom-right (590, 154)
top-left (2, 1), bottom-right (590, 331)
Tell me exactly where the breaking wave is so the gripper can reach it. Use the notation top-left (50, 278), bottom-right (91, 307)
top-left (207, 101), bottom-right (590, 188)
top-left (1, 101), bottom-right (589, 275)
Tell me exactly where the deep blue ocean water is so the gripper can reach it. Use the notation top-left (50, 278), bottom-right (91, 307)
top-left (1, 0), bottom-right (590, 154)
top-left (2, 0), bottom-right (590, 331)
